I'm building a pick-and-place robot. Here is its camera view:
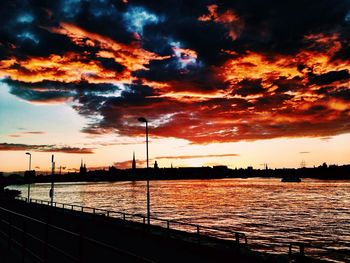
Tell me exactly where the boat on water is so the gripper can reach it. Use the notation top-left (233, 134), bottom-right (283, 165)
top-left (281, 176), bottom-right (301, 182)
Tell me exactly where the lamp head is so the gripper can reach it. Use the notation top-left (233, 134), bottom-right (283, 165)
top-left (138, 117), bottom-right (147, 123)
top-left (26, 152), bottom-right (31, 155)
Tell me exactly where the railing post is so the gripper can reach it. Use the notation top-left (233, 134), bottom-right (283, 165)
top-left (167, 220), bottom-right (170, 237)
top-left (300, 244), bottom-right (305, 257)
top-left (93, 208), bottom-right (95, 214)
top-left (197, 225), bottom-right (200, 244)
top-left (106, 211), bottom-right (109, 217)
top-left (235, 233), bottom-right (240, 245)
top-left (289, 244), bottom-right (292, 257)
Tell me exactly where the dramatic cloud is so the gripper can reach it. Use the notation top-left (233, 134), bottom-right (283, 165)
top-left (0, 143), bottom-right (94, 154)
top-left (0, 0), bottom-right (349, 144)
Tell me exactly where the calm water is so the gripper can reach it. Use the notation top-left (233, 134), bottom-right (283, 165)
top-left (9, 178), bottom-right (350, 262)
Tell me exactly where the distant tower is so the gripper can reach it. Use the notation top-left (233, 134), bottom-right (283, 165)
top-left (154, 160), bottom-right (159, 169)
top-left (80, 159), bottom-right (87, 174)
top-left (171, 163), bottom-right (173, 169)
top-left (132, 151), bottom-right (136, 170)
top-left (80, 159), bottom-right (83, 173)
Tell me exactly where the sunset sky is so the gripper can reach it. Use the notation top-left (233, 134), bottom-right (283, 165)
top-left (0, 0), bottom-right (350, 172)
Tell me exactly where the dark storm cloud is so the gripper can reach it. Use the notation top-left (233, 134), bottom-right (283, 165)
top-left (329, 87), bottom-right (350, 101)
top-left (233, 79), bottom-right (264, 97)
top-left (4, 78), bottom-right (120, 103)
top-left (219, 0), bottom-right (350, 55)
top-left (76, 83), bottom-right (168, 134)
top-left (308, 70), bottom-right (350, 85)
top-left (9, 85), bottom-right (73, 103)
top-left (4, 79), bottom-right (119, 93)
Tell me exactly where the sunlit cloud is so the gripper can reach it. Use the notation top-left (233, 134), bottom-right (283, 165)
top-left (198, 4), bottom-right (244, 40)
top-left (123, 6), bottom-right (161, 35)
top-left (0, 143), bottom-right (94, 154)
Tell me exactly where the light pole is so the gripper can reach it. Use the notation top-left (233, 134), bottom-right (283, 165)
top-left (138, 117), bottom-right (150, 225)
top-left (50, 155), bottom-right (55, 206)
top-left (25, 152), bottom-right (31, 203)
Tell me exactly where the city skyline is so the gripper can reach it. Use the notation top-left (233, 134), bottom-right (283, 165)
top-left (1, 1), bottom-right (350, 172)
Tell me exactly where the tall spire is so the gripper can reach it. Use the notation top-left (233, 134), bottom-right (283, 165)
top-left (80, 159), bottom-right (87, 174)
top-left (132, 151), bottom-right (136, 170)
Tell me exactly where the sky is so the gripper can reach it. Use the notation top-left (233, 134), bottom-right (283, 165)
top-left (0, 0), bottom-right (350, 172)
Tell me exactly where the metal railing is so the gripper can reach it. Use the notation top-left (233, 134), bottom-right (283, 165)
top-left (3, 197), bottom-right (348, 262)
top-left (16, 196), bottom-right (248, 246)
top-left (0, 204), bottom-right (156, 263)
top-left (288, 241), bottom-right (350, 261)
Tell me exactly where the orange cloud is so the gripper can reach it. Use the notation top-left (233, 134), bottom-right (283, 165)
top-left (49, 22), bottom-right (169, 71)
top-left (198, 4), bottom-right (244, 40)
top-left (0, 22), bottom-right (170, 86)
top-left (0, 53), bottom-right (123, 84)
top-left (219, 33), bottom-right (350, 97)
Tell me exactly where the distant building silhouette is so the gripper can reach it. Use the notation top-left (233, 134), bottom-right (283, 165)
top-left (80, 159), bottom-right (87, 175)
top-left (132, 151), bottom-right (136, 170)
top-left (154, 160), bottom-right (159, 169)
top-left (213, 165), bottom-right (228, 170)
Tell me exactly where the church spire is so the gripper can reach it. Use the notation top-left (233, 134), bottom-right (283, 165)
top-left (132, 151), bottom-right (136, 170)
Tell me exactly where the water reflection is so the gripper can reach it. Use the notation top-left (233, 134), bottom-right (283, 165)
top-left (10, 178), bottom-right (350, 261)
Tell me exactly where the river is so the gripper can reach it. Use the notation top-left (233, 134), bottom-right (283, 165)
top-left (8, 178), bottom-right (350, 262)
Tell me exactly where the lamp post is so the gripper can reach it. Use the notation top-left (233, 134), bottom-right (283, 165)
top-left (50, 155), bottom-right (55, 206)
top-left (25, 152), bottom-right (31, 203)
top-left (138, 117), bottom-right (150, 225)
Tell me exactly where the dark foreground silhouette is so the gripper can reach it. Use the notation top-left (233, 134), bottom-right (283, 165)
top-left (0, 196), bottom-right (326, 263)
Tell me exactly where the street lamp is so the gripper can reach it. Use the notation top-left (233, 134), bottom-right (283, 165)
top-left (138, 117), bottom-right (150, 225)
top-left (25, 152), bottom-right (31, 203)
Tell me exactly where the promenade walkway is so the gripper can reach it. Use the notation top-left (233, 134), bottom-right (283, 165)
top-left (0, 198), bottom-right (312, 263)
